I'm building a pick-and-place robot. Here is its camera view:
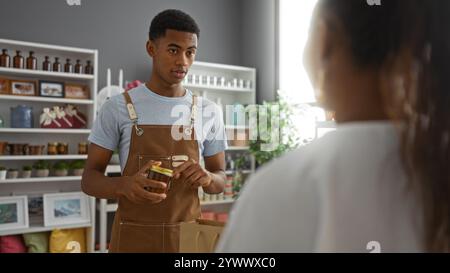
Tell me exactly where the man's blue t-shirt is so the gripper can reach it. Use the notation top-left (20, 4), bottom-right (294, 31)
top-left (88, 84), bottom-right (227, 170)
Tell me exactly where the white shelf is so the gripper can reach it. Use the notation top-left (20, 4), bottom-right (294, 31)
top-left (0, 38), bottom-right (96, 55)
top-left (0, 128), bottom-right (91, 134)
top-left (193, 61), bottom-right (256, 73)
top-left (0, 176), bottom-right (82, 183)
top-left (226, 146), bottom-right (249, 151)
top-left (0, 67), bottom-right (94, 80)
top-left (0, 155), bottom-right (87, 160)
top-left (0, 222), bottom-right (92, 237)
top-left (201, 199), bottom-right (234, 206)
top-left (184, 83), bottom-right (254, 93)
top-left (0, 94), bottom-right (94, 105)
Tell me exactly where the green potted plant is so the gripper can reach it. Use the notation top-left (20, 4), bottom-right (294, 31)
top-left (248, 90), bottom-right (300, 167)
top-left (7, 168), bottom-right (19, 179)
top-left (0, 166), bottom-right (7, 180)
top-left (70, 160), bottom-right (85, 176)
top-left (21, 165), bottom-right (32, 178)
top-left (52, 161), bottom-right (69, 177)
top-left (33, 160), bottom-right (50, 177)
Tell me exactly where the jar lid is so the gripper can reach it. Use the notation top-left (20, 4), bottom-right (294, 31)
top-left (150, 165), bottom-right (173, 177)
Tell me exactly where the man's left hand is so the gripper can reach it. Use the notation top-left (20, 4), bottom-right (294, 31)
top-left (172, 159), bottom-right (212, 189)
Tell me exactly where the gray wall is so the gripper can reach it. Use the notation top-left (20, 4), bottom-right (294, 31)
top-left (241, 0), bottom-right (277, 103)
top-left (0, 0), bottom-right (243, 89)
top-left (0, 0), bottom-right (277, 102)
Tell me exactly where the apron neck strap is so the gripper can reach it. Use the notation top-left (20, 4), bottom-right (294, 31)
top-left (122, 91), bottom-right (197, 137)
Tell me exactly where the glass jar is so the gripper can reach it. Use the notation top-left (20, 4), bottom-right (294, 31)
top-left (74, 59), bottom-right (83, 74)
top-left (0, 49), bottom-right (10, 68)
top-left (78, 142), bottom-right (88, 154)
top-left (84, 60), bottom-right (93, 74)
top-left (10, 105), bottom-right (33, 128)
top-left (47, 142), bottom-right (58, 155)
top-left (13, 50), bottom-right (24, 69)
top-left (146, 165), bottom-right (173, 194)
top-left (57, 142), bottom-right (69, 155)
top-left (42, 56), bottom-right (51, 71)
top-left (64, 58), bottom-right (73, 73)
top-left (26, 51), bottom-right (37, 70)
top-left (53, 57), bottom-right (61, 72)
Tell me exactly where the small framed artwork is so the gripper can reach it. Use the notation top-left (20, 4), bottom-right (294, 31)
top-left (43, 192), bottom-right (90, 227)
top-left (64, 83), bottom-right (90, 99)
top-left (0, 195), bottom-right (29, 232)
top-left (38, 80), bottom-right (65, 98)
top-left (10, 79), bottom-right (36, 96)
top-left (0, 77), bottom-right (10, 95)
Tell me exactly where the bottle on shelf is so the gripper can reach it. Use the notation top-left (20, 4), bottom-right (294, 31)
top-left (74, 59), bottom-right (83, 74)
top-left (53, 57), bottom-right (61, 72)
top-left (0, 49), bottom-right (10, 68)
top-left (26, 51), bottom-right (37, 70)
top-left (84, 60), bottom-right (93, 74)
top-left (13, 50), bottom-right (24, 69)
top-left (42, 56), bottom-right (51, 71)
top-left (64, 58), bottom-right (73, 73)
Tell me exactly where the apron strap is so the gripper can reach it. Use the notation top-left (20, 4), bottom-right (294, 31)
top-left (123, 90), bottom-right (197, 137)
top-left (123, 92), bottom-right (143, 136)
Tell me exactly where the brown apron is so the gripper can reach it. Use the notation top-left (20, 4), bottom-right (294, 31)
top-left (108, 92), bottom-right (200, 253)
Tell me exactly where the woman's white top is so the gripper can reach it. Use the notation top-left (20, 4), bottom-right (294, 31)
top-left (216, 121), bottom-right (423, 252)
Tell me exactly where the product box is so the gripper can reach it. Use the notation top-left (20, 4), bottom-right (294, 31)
top-left (179, 219), bottom-right (225, 253)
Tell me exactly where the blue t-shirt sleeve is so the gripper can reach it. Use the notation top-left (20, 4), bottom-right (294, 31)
top-left (203, 104), bottom-right (228, 157)
top-left (88, 99), bottom-right (120, 152)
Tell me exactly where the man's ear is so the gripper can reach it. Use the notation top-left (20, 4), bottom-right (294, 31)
top-left (146, 40), bottom-right (156, 57)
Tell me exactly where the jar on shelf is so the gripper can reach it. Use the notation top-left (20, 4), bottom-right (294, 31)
top-left (53, 57), bottom-right (61, 72)
top-left (78, 142), bottom-right (88, 154)
top-left (47, 142), bottom-right (58, 155)
top-left (26, 51), bottom-right (37, 70)
top-left (10, 105), bottom-right (33, 128)
top-left (57, 142), bottom-right (69, 155)
top-left (0, 115), bottom-right (4, 128)
top-left (74, 59), bottom-right (83, 74)
top-left (64, 58), bottom-right (73, 73)
top-left (42, 56), bottom-right (51, 71)
top-left (13, 50), bottom-right (24, 69)
top-left (146, 165), bottom-right (173, 194)
top-left (84, 60), bottom-right (93, 74)
top-left (0, 49), bottom-right (10, 68)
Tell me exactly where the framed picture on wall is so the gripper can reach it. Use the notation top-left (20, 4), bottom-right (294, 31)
top-left (0, 195), bottom-right (29, 232)
top-left (43, 192), bottom-right (90, 227)
top-left (38, 81), bottom-right (65, 98)
top-left (64, 83), bottom-right (90, 99)
top-left (0, 77), bottom-right (10, 95)
top-left (10, 79), bottom-right (36, 96)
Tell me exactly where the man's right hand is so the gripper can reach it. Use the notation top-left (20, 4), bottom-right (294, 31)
top-left (115, 160), bottom-right (167, 204)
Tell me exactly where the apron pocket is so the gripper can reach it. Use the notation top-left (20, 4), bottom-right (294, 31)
top-left (163, 223), bottom-right (181, 253)
top-left (118, 221), bottom-right (164, 253)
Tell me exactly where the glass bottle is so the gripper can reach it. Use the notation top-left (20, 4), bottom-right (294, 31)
top-left (42, 56), bottom-right (51, 71)
top-left (53, 57), bottom-right (61, 72)
top-left (74, 59), bottom-right (83, 74)
top-left (64, 58), bottom-right (73, 73)
top-left (84, 60), bottom-right (93, 74)
top-left (26, 51), bottom-right (37, 70)
top-left (0, 49), bottom-right (10, 68)
top-left (13, 50), bottom-right (24, 69)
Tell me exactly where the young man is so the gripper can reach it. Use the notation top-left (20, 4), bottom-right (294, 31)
top-left (81, 9), bottom-right (227, 253)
